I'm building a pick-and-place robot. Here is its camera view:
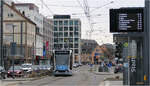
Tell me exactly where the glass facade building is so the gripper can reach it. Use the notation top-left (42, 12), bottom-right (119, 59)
top-left (53, 15), bottom-right (81, 63)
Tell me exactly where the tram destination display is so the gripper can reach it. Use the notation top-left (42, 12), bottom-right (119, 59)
top-left (110, 8), bottom-right (144, 32)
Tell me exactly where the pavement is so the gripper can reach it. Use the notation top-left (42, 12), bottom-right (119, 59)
top-left (94, 65), bottom-right (123, 86)
top-left (100, 80), bottom-right (123, 86)
top-left (0, 76), bottom-right (48, 86)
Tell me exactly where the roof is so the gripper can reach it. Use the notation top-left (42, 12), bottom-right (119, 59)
top-left (14, 3), bottom-right (39, 8)
top-left (4, 2), bottom-right (36, 25)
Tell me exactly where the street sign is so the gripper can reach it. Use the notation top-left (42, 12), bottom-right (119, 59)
top-left (110, 8), bottom-right (144, 32)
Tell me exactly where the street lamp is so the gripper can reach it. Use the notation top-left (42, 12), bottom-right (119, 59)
top-left (12, 25), bottom-right (16, 79)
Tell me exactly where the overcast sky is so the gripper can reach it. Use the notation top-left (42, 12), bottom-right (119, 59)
top-left (14, 0), bottom-right (144, 45)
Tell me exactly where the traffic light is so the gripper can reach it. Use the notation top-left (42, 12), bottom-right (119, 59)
top-left (115, 42), bottom-right (123, 58)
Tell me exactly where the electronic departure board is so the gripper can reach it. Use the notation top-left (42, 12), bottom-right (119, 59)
top-left (110, 8), bottom-right (144, 32)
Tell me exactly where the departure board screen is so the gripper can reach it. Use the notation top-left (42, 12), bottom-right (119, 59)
top-left (110, 8), bottom-right (144, 32)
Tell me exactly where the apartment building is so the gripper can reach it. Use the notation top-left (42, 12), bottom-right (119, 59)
top-left (14, 3), bottom-right (51, 64)
top-left (3, 2), bottom-right (36, 68)
top-left (43, 17), bottom-right (53, 64)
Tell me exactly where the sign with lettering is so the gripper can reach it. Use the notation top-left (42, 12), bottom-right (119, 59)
top-left (110, 8), bottom-right (144, 32)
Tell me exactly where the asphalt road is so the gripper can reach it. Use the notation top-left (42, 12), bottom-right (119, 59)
top-left (15, 65), bottom-right (115, 86)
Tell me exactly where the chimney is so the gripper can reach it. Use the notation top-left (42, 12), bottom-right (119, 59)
top-left (11, 2), bottom-right (15, 8)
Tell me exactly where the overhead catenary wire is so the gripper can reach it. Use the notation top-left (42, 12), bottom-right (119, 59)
top-left (40, 0), bottom-right (54, 15)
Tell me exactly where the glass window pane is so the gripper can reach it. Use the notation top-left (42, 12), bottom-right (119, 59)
top-left (54, 32), bottom-right (58, 37)
top-left (59, 21), bottom-right (63, 25)
top-left (64, 38), bottom-right (69, 42)
top-left (59, 27), bottom-right (63, 31)
top-left (54, 21), bottom-right (58, 25)
top-left (54, 38), bottom-right (58, 42)
top-left (74, 32), bottom-right (78, 37)
top-left (75, 38), bottom-right (79, 42)
top-left (59, 32), bottom-right (63, 37)
top-left (69, 27), bottom-right (73, 31)
top-left (64, 20), bottom-right (68, 25)
top-left (69, 44), bottom-right (73, 48)
top-left (58, 38), bottom-right (63, 42)
top-left (75, 49), bottom-right (79, 54)
top-left (64, 27), bottom-right (68, 31)
top-left (69, 20), bottom-right (73, 25)
top-left (69, 38), bottom-right (73, 42)
top-left (74, 20), bottom-right (78, 25)
top-left (69, 32), bottom-right (73, 37)
top-left (54, 27), bottom-right (57, 31)
top-left (64, 32), bottom-right (68, 37)
top-left (74, 44), bottom-right (78, 48)
top-left (75, 26), bottom-right (79, 31)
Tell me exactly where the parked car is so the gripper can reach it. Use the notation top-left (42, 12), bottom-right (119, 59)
top-left (78, 63), bottom-right (82, 66)
top-left (114, 64), bottom-right (124, 73)
top-left (46, 65), bottom-right (51, 71)
top-left (21, 63), bottom-right (33, 73)
top-left (7, 66), bottom-right (23, 77)
top-left (0, 66), bottom-right (6, 79)
top-left (32, 65), bottom-right (40, 72)
top-left (73, 63), bottom-right (80, 68)
top-left (41, 65), bottom-right (48, 71)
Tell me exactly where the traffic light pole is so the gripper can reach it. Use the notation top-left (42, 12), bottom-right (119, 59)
top-left (0, 0), bottom-right (3, 67)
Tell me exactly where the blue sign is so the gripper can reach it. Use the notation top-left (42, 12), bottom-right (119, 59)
top-left (43, 50), bottom-right (46, 56)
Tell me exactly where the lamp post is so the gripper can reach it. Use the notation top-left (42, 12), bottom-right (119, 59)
top-left (12, 25), bottom-right (16, 79)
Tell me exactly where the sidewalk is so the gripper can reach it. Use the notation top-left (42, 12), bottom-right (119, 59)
top-left (93, 65), bottom-right (123, 86)
top-left (0, 76), bottom-right (48, 86)
top-left (102, 80), bottom-right (123, 86)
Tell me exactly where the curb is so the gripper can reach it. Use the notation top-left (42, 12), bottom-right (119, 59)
top-left (93, 72), bottom-right (114, 75)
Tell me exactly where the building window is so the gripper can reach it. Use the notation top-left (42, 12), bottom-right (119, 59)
top-left (64, 32), bottom-right (68, 37)
top-left (74, 38), bottom-right (79, 42)
top-left (69, 32), bottom-right (73, 37)
top-left (54, 32), bottom-right (58, 37)
top-left (54, 38), bottom-right (58, 42)
top-left (4, 35), bottom-right (13, 43)
top-left (54, 27), bottom-right (58, 31)
top-left (74, 20), bottom-right (79, 25)
top-left (59, 44), bottom-right (63, 48)
top-left (54, 44), bottom-right (57, 48)
top-left (75, 26), bottom-right (79, 31)
top-left (69, 38), bottom-right (73, 42)
top-left (69, 44), bottom-right (73, 48)
top-left (69, 20), bottom-right (73, 25)
top-left (59, 21), bottom-right (63, 25)
top-left (6, 23), bottom-right (13, 32)
top-left (75, 49), bottom-right (79, 54)
top-left (64, 44), bottom-right (69, 48)
top-left (58, 38), bottom-right (63, 42)
top-left (54, 21), bottom-right (58, 25)
top-left (69, 27), bottom-right (73, 31)
top-left (64, 38), bottom-right (69, 42)
top-left (8, 13), bottom-right (14, 18)
top-left (74, 44), bottom-right (78, 48)
top-left (59, 27), bottom-right (63, 31)
top-left (58, 32), bottom-right (63, 37)
top-left (64, 27), bottom-right (68, 31)
top-left (74, 32), bottom-right (78, 37)
top-left (64, 20), bottom-right (68, 25)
